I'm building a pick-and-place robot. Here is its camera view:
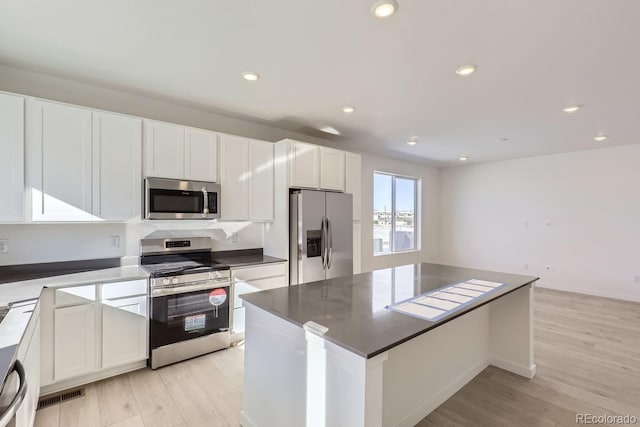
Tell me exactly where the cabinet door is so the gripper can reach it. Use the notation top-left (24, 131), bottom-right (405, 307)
top-left (54, 304), bottom-right (96, 381)
top-left (353, 222), bottom-right (361, 274)
top-left (92, 112), bottom-right (142, 221)
top-left (102, 297), bottom-right (147, 368)
top-left (345, 152), bottom-right (361, 222)
top-left (143, 120), bottom-right (185, 179)
top-left (249, 139), bottom-right (274, 221)
top-left (28, 100), bottom-right (93, 221)
top-left (0, 93), bottom-right (24, 221)
top-left (185, 127), bottom-right (218, 182)
top-left (220, 134), bottom-right (249, 220)
top-left (319, 146), bottom-right (345, 191)
top-left (290, 141), bottom-right (319, 189)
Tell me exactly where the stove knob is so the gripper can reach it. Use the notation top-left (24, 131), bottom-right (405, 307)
top-left (171, 277), bottom-right (179, 285)
top-left (162, 278), bottom-right (170, 286)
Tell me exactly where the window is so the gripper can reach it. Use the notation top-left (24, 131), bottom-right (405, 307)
top-left (373, 172), bottom-right (419, 255)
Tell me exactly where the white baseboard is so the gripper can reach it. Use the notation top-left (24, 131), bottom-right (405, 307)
top-left (536, 283), bottom-right (640, 303)
top-left (490, 356), bottom-right (536, 379)
top-left (393, 358), bottom-right (490, 427)
top-left (40, 360), bottom-right (147, 396)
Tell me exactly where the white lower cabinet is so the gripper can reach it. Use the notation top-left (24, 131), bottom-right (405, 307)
top-left (231, 262), bottom-right (287, 338)
top-left (54, 304), bottom-right (97, 381)
top-left (41, 279), bottom-right (148, 393)
top-left (102, 295), bottom-right (147, 369)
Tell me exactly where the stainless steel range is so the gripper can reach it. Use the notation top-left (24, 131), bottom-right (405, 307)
top-left (140, 237), bottom-right (231, 369)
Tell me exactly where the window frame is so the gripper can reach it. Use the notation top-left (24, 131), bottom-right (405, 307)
top-left (373, 171), bottom-right (420, 256)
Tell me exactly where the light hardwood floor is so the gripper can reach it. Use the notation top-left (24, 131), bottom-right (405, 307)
top-left (35, 288), bottom-right (640, 427)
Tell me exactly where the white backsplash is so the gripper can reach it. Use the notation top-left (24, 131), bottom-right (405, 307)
top-left (0, 221), bottom-right (264, 266)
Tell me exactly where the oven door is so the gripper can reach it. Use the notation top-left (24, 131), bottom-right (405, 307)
top-left (144, 177), bottom-right (220, 220)
top-left (149, 286), bottom-right (230, 349)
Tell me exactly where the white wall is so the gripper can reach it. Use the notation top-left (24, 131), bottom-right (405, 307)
top-left (360, 152), bottom-right (440, 273)
top-left (438, 144), bottom-right (640, 302)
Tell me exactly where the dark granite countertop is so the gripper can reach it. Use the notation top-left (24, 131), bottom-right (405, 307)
top-left (211, 249), bottom-right (286, 268)
top-left (0, 258), bottom-right (121, 285)
top-left (241, 262), bottom-right (538, 358)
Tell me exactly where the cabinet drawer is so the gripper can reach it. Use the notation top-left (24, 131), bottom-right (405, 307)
top-left (231, 263), bottom-right (286, 282)
top-left (55, 285), bottom-right (97, 306)
top-left (102, 280), bottom-right (147, 300)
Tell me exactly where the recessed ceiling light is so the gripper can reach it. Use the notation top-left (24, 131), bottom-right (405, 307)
top-left (371, 0), bottom-right (398, 18)
top-left (319, 126), bottom-right (341, 136)
top-left (459, 156), bottom-right (468, 161)
top-left (455, 65), bottom-right (476, 76)
top-left (242, 71), bottom-right (260, 81)
top-left (342, 106), bottom-right (355, 114)
top-left (562, 105), bottom-right (582, 113)
top-left (407, 136), bottom-right (418, 146)
top-left (593, 133), bottom-right (608, 142)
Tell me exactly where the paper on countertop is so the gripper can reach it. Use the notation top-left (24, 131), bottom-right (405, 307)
top-left (387, 278), bottom-right (507, 321)
top-left (445, 287), bottom-right (484, 298)
top-left (395, 302), bottom-right (445, 320)
top-left (416, 296), bottom-right (460, 310)
top-left (466, 279), bottom-right (503, 288)
top-left (458, 283), bottom-right (495, 292)
top-left (431, 291), bottom-right (473, 303)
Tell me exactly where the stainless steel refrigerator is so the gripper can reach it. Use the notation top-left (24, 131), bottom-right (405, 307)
top-left (290, 190), bottom-right (353, 285)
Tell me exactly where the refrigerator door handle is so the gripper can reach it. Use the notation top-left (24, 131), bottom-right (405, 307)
top-left (321, 216), bottom-right (327, 270)
top-left (327, 218), bottom-right (333, 269)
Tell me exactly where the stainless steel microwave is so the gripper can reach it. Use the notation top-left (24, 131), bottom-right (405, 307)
top-left (144, 177), bottom-right (220, 220)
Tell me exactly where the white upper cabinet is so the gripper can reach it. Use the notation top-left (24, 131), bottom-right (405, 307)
top-left (220, 134), bottom-right (250, 220)
top-left (28, 99), bottom-right (93, 221)
top-left (345, 152), bottom-right (362, 221)
top-left (289, 140), bottom-right (320, 189)
top-left (185, 127), bottom-right (218, 182)
top-left (28, 99), bottom-right (143, 222)
top-left (92, 112), bottom-right (142, 221)
top-left (319, 146), bottom-right (345, 192)
top-left (0, 92), bottom-right (24, 222)
top-left (143, 120), bottom-right (185, 180)
top-left (249, 139), bottom-right (274, 221)
top-left (144, 120), bottom-right (218, 182)
top-left (220, 135), bottom-right (275, 221)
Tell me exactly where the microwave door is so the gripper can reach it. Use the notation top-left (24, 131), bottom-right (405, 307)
top-left (144, 178), bottom-right (220, 220)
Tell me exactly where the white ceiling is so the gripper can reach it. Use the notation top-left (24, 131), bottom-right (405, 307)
top-left (1, 0), bottom-right (638, 166)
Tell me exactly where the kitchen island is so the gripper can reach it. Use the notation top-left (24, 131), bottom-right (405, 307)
top-left (240, 263), bottom-right (538, 427)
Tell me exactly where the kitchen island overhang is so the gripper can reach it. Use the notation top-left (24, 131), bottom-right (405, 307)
top-left (241, 263), bottom-right (538, 427)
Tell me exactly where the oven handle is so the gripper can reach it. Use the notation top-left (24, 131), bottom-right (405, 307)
top-left (0, 360), bottom-right (27, 427)
top-left (151, 280), bottom-right (230, 297)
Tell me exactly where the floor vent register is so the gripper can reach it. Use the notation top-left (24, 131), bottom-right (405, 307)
top-left (37, 388), bottom-right (85, 410)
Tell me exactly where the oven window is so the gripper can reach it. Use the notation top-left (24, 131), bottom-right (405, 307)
top-left (150, 288), bottom-right (230, 348)
top-left (149, 189), bottom-right (203, 213)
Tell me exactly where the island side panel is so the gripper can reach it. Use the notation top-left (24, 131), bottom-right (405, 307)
top-left (489, 283), bottom-right (536, 378)
top-left (381, 305), bottom-right (492, 427)
top-left (242, 302), bottom-right (307, 427)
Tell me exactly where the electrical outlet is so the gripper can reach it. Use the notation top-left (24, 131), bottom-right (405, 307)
top-left (231, 232), bottom-right (238, 243)
top-left (545, 265), bottom-right (554, 272)
top-left (523, 264), bottom-right (529, 271)
top-left (545, 220), bottom-right (552, 228)
top-left (635, 276), bottom-right (640, 284)
top-left (109, 235), bottom-right (120, 248)
top-left (0, 239), bottom-right (8, 254)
